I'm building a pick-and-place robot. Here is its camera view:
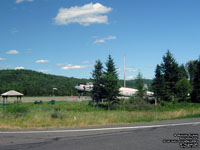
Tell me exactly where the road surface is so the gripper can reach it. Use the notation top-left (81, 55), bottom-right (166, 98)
top-left (0, 118), bottom-right (199, 150)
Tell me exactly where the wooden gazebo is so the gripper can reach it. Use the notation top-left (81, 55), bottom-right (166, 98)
top-left (1, 90), bottom-right (24, 104)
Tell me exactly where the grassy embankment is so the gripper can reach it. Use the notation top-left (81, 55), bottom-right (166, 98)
top-left (0, 101), bottom-right (200, 129)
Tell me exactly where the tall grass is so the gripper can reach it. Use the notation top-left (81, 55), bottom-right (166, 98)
top-left (0, 101), bottom-right (200, 129)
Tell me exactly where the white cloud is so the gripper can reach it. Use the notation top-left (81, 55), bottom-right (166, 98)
top-left (6, 50), bottom-right (19, 55)
top-left (0, 57), bottom-right (6, 61)
top-left (54, 3), bottom-right (112, 26)
top-left (56, 63), bottom-right (65, 66)
top-left (61, 64), bottom-right (92, 70)
top-left (10, 27), bottom-right (19, 34)
top-left (0, 65), bottom-right (11, 69)
top-left (106, 36), bottom-right (117, 40)
top-left (16, 0), bottom-right (34, 4)
top-left (92, 36), bottom-right (98, 39)
top-left (15, 66), bottom-right (24, 70)
top-left (16, 0), bottom-right (24, 3)
top-left (26, 48), bottom-right (32, 54)
top-left (36, 59), bottom-right (49, 63)
top-left (94, 39), bottom-right (105, 44)
top-left (38, 69), bottom-right (49, 73)
top-left (81, 61), bottom-right (90, 64)
top-left (127, 75), bottom-right (136, 80)
top-left (94, 36), bottom-right (116, 44)
top-left (145, 65), bottom-right (156, 69)
top-left (126, 68), bottom-right (138, 73)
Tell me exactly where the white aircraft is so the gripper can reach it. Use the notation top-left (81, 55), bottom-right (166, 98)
top-left (75, 82), bottom-right (93, 92)
top-left (75, 82), bottom-right (153, 97)
top-left (119, 87), bottom-right (138, 97)
top-left (75, 82), bottom-right (137, 96)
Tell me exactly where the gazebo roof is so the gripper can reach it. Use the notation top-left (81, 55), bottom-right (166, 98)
top-left (1, 90), bottom-right (24, 96)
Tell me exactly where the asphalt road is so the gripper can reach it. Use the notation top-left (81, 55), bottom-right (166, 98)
top-left (0, 118), bottom-right (200, 150)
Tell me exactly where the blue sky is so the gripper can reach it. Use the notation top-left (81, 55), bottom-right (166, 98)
top-left (0, 0), bottom-right (200, 79)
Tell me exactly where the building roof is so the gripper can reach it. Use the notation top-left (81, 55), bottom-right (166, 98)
top-left (1, 90), bottom-right (24, 96)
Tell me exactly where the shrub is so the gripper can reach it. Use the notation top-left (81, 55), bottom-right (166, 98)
top-left (3, 104), bottom-right (29, 117)
top-left (160, 100), bottom-right (167, 107)
top-left (54, 107), bottom-right (61, 112)
top-left (51, 112), bottom-right (64, 119)
top-left (128, 96), bottom-right (153, 110)
top-left (111, 97), bottom-right (153, 110)
top-left (4, 104), bottom-right (29, 114)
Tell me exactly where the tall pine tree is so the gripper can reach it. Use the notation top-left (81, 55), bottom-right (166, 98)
top-left (161, 50), bottom-right (179, 101)
top-left (104, 55), bottom-right (120, 110)
top-left (178, 64), bottom-right (188, 80)
top-left (152, 64), bottom-right (165, 101)
top-left (185, 60), bottom-right (198, 85)
top-left (135, 72), bottom-right (145, 97)
top-left (175, 77), bottom-right (192, 101)
top-left (191, 59), bottom-right (200, 102)
top-left (91, 60), bottom-right (104, 105)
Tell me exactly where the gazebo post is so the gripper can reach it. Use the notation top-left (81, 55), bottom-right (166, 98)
top-left (3, 96), bottom-right (5, 105)
top-left (3, 96), bottom-right (7, 105)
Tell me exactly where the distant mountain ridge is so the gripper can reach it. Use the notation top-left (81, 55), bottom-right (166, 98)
top-left (0, 69), bottom-right (152, 96)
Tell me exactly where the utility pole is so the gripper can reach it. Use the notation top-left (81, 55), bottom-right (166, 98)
top-left (124, 54), bottom-right (126, 87)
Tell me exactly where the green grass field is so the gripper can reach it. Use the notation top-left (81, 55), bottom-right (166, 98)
top-left (0, 101), bottom-right (200, 129)
top-left (0, 96), bottom-right (91, 103)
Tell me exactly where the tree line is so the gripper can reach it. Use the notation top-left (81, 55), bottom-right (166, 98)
top-left (0, 68), bottom-right (149, 96)
top-left (0, 69), bottom-right (88, 96)
top-left (152, 50), bottom-right (200, 103)
top-left (92, 51), bottom-right (200, 110)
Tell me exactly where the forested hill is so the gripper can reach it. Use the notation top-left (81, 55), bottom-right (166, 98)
top-left (0, 69), bottom-right (152, 96)
top-left (0, 69), bottom-right (89, 96)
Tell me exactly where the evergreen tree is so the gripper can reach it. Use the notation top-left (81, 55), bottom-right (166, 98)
top-left (178, 64), bottom-right (188, 80)
top-left (135, 72), bottom-right (146, 97)
top-left (152, 64), bottom-right (165, 100)
top-left (103, 55), bottom-right (120, 109)
top-left (191, 59), bottom-right (200, 102)
top-left (174, 64), bottom-right (190, 100)
top-left (91, 60), bottom-right (104, 105)
top-left (105, 55), bottom-right (118, 76)
top-left (161, 50), bottom-right (179, 101)
top-left (185, 60), bottom-right (198, 85)
top-left (175, 77), bottom-right (192, 101)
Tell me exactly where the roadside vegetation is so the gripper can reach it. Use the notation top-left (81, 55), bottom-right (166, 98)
top-left (0, 100), bottom-right (200, 129)
top-left (0, 51), bottom-right (200, 129)
top-left (152, 50), bottom-right (200, 103)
